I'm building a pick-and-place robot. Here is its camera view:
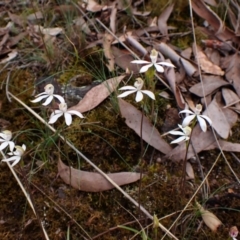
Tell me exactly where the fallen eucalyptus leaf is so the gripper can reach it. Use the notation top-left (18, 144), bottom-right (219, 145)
top-left (203, 94), bottom-right (238, 139)
top-left (157, 4), bottom-right (174, 38)
top-left (190, 75), bottom-right (229, 97)
top-left (103, 33), bottom-right (115, 71)
top-left (58, 158), bottom-right (141, 192)
top-left (222, 88), bottom-right (240, 108)
top-left (69, 75), bottom-right (125, 113)
top-left (221, 54), bottom-right (240, 98)
top-left (118, 99), bottom-right (172, 154)
top-left (164, 61), bottom-right (185, 109)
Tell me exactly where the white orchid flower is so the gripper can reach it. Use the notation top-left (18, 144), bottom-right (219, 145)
top-left (2, 144), bottom-right (26, 167)
top-left (0, 130), bottom-right (15, 151)
top-left (117, 78), bottom-right (155, 102)
top-left (48, 102), bottom-right (84, 126)
top-left (169, 125), bottom-right (192, 144)
top-left (31, 84), bottom-right (65, 106)
top-left (131, 49), bottom-right (175, 73)
top-left (180, 104), bottom-right (212, 132)
top-left (229, 226), bottom-right (238, 240)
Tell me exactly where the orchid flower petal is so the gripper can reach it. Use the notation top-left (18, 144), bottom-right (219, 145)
top-left (68, 110), bottom-right (84, 118)
top-left (48, 113), bottom-right (63, 124)
top-left (197, 116), bottom-right (207, 132)
top-left (139, 63), bottom-right (153, 73)
top-left (141, 90), bottom-right (155, 100)
top-left (154, 64), bottom-right (164, 72)
top-left (118, 86), bottom-right (136, 91)
top-left (64, 112), bottom-right (72, 126)
top-left (54, 94), bottom-right (65, 103)
top-left (131, 60), bottom-right (151, 64)
top-left (135, 91), bottom-right (143, 102)
top-left (179, 109), bottom-right (194, 115)
top-left (42, 95), bottom-right (53, 106)
top-left (182, 115), bottom-right (196, 127)
top-left (11, 156), bottom-right (21, 167)
top-left (157, 62), bottom-right (175, 68)
top-left (31, 95), bottom-right (48, 103)
top-left (168, 131), bottom-right (185, 136)
top-left (171, 136), bottom-right (188, 144)
top-left (2, 156), bottom-right (21, 167)
top-left (117, 90), bottom-right (137, 98)
top-left (0, 142), bottom-right (8, 151)
top-left (200, 115), bottom-right (212, 125)
top-left (9, 141), bottom-right (15, 152)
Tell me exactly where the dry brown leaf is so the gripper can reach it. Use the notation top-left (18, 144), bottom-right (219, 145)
top-left (27, 11), bottom-right (43, 21)
top-left (157, 42), bottom-right (197, 77)
top-left (196, 202), bottom-right (222, 232)
top-left (203, 94), bottom-right (238, 139)
top-left (111, 46), bottom-right (140, 73)
top-left (110, 4), bottom-right (117, 33)
top-left (126, 34), bottom-right (148, 56)
top-left (69, 75), bottom-right (125, 113)
top-left (190, 75), bottom-right (229, 97)
top-left (103, 33), bottom-right (115, 71)
top-left (0, 50), bottom-right (18, 64)
top-left (193, 45), bottom-right (224, 75)
top-left (204, 0), bottom-right (217, 6)
top-left (222, 88), bottom-right (240, 107)
top-left (186, 162), bottom-right (195, 180)
top-left (82, 0), bottom-right (107, 12)
top-left (222, 54), bottom-right (240, 98)
top-left (132, 8), bottom-right (151, 16)
top-left (205, 139), bottom-right (240, 152)
top-left (118, 99), bottom-right (172, 155)
top-left (58, 158), bottom-right (141, 192)
top-left (191, 0), bottom-right (239, 45)
top-left (8, 12), bottom-right (25, 27)
top-left (0, 33), bottom-right (9, 49)
top-left (8, 32), bottom-right (28, 47)
top-left (54, 5), bottom-right (79, 17)
top-left (159, 91), bottom-right (172, 100)
top-left (157, 4), bottom-right (174, 38)
top-left (164, 62), bottom-right (185, 109)
top-left (181, 47), bottom-right (192, 59)
top-left (74, 17), bottom-right (91, 35)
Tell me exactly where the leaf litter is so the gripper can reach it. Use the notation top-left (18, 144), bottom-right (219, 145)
top-left (2, 0), bottom-right (240, 239)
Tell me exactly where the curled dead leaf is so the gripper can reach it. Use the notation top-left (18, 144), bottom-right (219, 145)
top-left (58, 158), bottom-right (141, 192)
top-left (196, 202), bottom-right (222, 232)
top-left (157, 42), bottom-right (197, 77)
top-left (193, 44), bottom-right (224, 75)
top-left (103, 33), bottom-right (115, 71)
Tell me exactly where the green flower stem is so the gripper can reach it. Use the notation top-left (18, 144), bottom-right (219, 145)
top-left (180, 119), bottom-right (197, 194)
top-left (144, 67), bottom-right (156, 120)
